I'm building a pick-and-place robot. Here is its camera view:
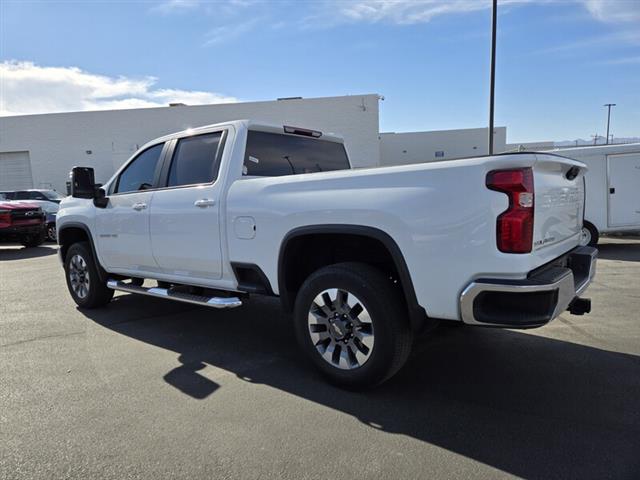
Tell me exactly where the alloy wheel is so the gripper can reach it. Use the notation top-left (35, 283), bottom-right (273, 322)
top-left (580, 227), bottom-right (591, 247)
top-left (69, 254), bottom-right (90, 299)
top-left (47, 224), bottom-right (57, 242)
top-left (307, 288), bottom-right (375, 370)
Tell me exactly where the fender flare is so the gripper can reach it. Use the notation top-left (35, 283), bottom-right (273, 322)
top-left (277, 224), bottom-right (428, 331)
top-left (57, 222), bottom-right (109, 282)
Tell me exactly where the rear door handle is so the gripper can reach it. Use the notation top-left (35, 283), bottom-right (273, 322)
top-left (194, 199), bottom-right (216, 208)
top-left (132, 202), bottom-right (147, 211)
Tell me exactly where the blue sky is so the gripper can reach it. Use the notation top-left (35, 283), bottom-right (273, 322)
top-left (1, 0), bottom-right (638, 142)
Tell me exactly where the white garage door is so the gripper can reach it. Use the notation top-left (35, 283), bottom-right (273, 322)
top-left (0, 151), bottom-right (34, 190)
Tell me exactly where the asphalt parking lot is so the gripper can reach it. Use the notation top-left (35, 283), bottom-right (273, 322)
top-left (1, 239), bottom-right (639, 479)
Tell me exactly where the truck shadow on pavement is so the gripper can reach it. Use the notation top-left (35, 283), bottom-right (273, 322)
top-left (0, 245), bottom-right (58, 260)
top-left (597, 240), bottom-right (640, 262)
top-left (81, 294), bottom-right (640, 480)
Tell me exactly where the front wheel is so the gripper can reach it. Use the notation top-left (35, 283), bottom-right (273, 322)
top-left (293, 262), bottom-right (413, 389)
top-left (46, 223), bottom-right (57, 242)
top-left (20, 230), bottom-right (45, 248)
top-left (64, 242), bottom-right (114, 308)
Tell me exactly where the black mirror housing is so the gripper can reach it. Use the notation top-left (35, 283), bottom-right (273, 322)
top-left (70, 166), bottom-right (96, 199)
top-left (93, 187), bottom-right (109, 208)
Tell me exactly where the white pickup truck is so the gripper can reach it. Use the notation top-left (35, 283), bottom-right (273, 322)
top-left (58, 120), bottom-right (597, 387)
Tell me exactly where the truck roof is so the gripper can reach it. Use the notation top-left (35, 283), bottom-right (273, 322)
top-left (148, 120), bottom-right (345, 147)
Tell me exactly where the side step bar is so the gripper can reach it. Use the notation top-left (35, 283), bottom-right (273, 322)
top-left (107, 280), bottom-right (242, 309)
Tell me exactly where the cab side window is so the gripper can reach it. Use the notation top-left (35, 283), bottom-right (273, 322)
top-left (29, 192), bottom-right (47, 200)
top-left (115, 143), bottom-right (164, 194)
top-left (167, 132), bottom-right (223, 187)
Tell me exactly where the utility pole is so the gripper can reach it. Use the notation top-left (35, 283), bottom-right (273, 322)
top-left (488, 0), bottom-right (497, 155)
top-left (604, 103), bottom-right (616, 145)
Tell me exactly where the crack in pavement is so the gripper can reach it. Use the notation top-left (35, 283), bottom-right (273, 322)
top-left (0, 330), bottom-right (85, 349)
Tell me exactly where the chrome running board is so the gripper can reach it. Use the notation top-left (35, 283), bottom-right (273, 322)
top-left (107, 280), bottom-right (242, 309)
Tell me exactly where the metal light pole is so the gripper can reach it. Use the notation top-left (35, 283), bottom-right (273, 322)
top-left (488, 0), bottom-right (498, 155)
top-left (604, 103), bottom-right (616, 145)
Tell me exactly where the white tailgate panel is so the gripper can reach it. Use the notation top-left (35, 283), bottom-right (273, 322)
top-left (533, 158), bottom-right (584, 251)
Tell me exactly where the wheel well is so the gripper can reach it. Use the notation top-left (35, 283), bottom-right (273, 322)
top-left (58, 226), bottom-right (90, 261)
top-left (58, 225), bottom-right (109, 282)
top-left (278, 228), bottom-right (428, 330)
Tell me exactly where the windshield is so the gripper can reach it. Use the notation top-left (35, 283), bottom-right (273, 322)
top-left (43, 190), bottom-right (65, 201)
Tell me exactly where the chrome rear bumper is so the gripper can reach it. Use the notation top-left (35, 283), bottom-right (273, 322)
top-left (460, 246), bottom-right (597, 328)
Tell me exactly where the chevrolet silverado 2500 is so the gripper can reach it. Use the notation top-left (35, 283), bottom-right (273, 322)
top-left (57, 120), bottom-right (597, 387)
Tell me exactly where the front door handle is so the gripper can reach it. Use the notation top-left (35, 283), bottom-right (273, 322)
top-left (194, 199), bottom-right (216, 208)
top-left (132, 202), bottom-right (147, 211)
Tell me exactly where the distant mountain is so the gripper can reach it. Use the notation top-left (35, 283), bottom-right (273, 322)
top-left (555, 137), bottom-right (640, 147)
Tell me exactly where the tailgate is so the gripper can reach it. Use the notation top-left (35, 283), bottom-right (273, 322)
top-left (533, 154), bottom-right (586, 252)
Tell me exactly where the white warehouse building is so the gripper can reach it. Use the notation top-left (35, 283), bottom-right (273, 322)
top-left (379, 127), bottom-right (507, 166)
top-left (1, 93), bottom-right (539, 193)
top-left (0, 94), bottom-right (381, 192)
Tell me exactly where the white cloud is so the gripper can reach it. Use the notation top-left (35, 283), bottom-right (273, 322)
top-left (0, 61), bottom-right (237, 116)
top-left (582, 0), bottom-right (640, 23)
top-left (152, 0), bottom-right (259, 15)
top-left (331, 0), bottom-right (567, 25)
top-left (331, 0), bottom-right (640, 25)
top-left (203, 18), bottom-right (261, 46)
top-left (151, 0), bottom-right (201, 14)
top-left (598, 55), bottom-right (640, 65)
top-left (337, 0), bottom-right (492, 24)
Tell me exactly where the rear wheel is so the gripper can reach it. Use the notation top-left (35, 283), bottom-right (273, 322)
top-left (580, 221), bottom-right (599, 247)
top-left (293, 262), bottom-right (413, 389)
top-left (64, 242), bottom-right (114, 308)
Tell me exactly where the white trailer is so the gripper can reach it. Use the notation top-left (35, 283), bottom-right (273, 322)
top-left (548, 143), bottom-right (640, 246)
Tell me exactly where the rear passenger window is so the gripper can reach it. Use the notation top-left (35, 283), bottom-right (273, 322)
top-left (115, 143), bottom-right (164, 194)
top-left (244, 131), bottom-right (350, 177)
top-left (167, 132), bottom-right (223, 187)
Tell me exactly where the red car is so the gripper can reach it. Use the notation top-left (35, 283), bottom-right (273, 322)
top-left (0, 198), bottom-right (47, 247)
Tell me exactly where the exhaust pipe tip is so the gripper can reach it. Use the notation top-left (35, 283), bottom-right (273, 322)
top-left (568, 297), bottom-right (591, 316)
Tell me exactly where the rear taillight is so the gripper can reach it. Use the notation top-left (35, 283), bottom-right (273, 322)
top-left (486, 167), bottom-right (534, 253)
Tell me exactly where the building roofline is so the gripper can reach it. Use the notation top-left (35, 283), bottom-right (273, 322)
top-left (0, 93), bottom-right (380, 120)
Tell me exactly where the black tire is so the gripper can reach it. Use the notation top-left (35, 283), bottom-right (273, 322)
top-left (20, 230), bottom-right (46, 248)
top-left (46, 222), bottom-right (57, 242)
top-left (293, 262), bottom-right (413, 389)
top-left (64, 242), bottom-right (114, 308)
top-left (581, 221), bottom-right (599, 247)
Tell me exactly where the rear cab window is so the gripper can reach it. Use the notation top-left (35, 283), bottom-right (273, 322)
top-left (244, 130), bottom-right (350, 177)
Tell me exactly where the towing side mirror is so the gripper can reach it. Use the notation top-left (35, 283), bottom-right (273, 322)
top-left (93, 187), bottom-right (109, 208)
top-left (70, 166), bottom-right (96, 199)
